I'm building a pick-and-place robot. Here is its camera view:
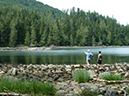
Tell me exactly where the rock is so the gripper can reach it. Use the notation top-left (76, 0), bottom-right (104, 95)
top-left (118, 68), bottom-right (123, 72)
top-left (90, 85), bottom-right (99, 92)
top-left (66, 87), bottom-right (75, 93)
top-left (66, 65), bottom-right (71, 69)
top-left (126, 65), bottom-right (129, 70)
top-left (125, 72), bottom-right (129, 78)
top-left (99, 72), bottom-right (110, 78)
top-left (45, 47), bottom-right (51, 50)
top-left (56, 90), bottom-right (67, 95)
top-left (56, 82), bottom-right (69, 90)
top-left (88, 70), bottom-right (96, 78)
top-left (0, 64), bottom-right (129, 96)
top-left (64, 93), bottom-right (74, 96)
top-left (27, 64), bottom-right (34, 70)
top-left (105, 67), bottom-right (109, 71)
top-left (120, 83), bottom-right (128, 89)
top-left (2, 76), bottom-right (18, 81)
top-left (0, 71), bottom-right (5, 78)
top-left (3, 67), bottom-right (8, 73)
top-left (73, 87), bottom-right (82, 94)
top-left (0, 64), bottom-right (2, 68)
top-left (99, 87), bottom-right (106, 94)
top-left (57, 78), bottom-right (64, 82)
top-left (11, 68), bottom-right (18, 76)
top-left (105, 90), bottom-right (119, 96)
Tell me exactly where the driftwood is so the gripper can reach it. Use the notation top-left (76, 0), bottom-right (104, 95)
top-left (98, 79), bottom-right (129, 83)
top-left (0, 92), bottom-right (36, 96)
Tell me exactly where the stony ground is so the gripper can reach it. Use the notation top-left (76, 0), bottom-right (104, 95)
top-left (0, 63), bottom-right (129, 96)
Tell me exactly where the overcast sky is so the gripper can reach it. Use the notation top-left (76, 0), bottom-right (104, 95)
top-left (36, 0), bottom-right (129, 25)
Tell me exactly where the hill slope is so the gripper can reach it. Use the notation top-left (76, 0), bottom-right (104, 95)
top-left (0, 0), bottom-right (62, 17)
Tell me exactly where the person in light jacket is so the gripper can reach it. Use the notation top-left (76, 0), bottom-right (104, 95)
top-left (84, 49), bottom-right (93, 66)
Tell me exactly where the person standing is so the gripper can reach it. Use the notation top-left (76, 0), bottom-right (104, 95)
top-left (84, 49), bottom-right (93, 66)
top-left (97, 51), bottom-right (102, 66)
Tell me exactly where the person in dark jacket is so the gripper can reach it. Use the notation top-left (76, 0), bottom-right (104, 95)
top-left (97, 51), bottom-right (102, 66)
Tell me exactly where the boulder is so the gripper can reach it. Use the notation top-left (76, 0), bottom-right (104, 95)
top-left (99, 72), bottom-right (110, 79)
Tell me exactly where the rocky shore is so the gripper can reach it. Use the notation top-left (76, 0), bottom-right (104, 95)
top-left (0, 46), bottom-right (126, 51)
top-left (0, 47), bottom-right (52, 51)
top-left (0, 63), bottom-right (129, 96)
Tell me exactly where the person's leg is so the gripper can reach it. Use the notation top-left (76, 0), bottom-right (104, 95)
top-left (86, 59), bottom-right (91, 67)
top-left (86, 59), bottom-right (89, 65)
top-left (97, 60), bottom-right (102, 67)
top-left (88, 60), bottom-right (91, 64)
top-left (99, 60), bottom-right (102, 67)
top-left (97, 63), bottom-right (99, 67)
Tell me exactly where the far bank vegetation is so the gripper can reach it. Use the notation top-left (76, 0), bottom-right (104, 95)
top-left (0, 0), bottom-right (129, 47)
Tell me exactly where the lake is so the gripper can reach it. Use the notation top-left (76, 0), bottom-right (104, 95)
top-left (0, 47), bottom-right (129, 64)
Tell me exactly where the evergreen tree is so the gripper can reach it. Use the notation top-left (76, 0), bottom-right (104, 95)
top-left (9, 18), bottom-right (18, 47)
top-left (30, 22), bottom-right (37, 46)
top-left (0, 5), bottom-right (129, 47)
top-left (24, 30), bottom-right (30, 46)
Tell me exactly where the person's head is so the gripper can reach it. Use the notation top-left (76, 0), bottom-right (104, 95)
top-left (99, 51), bottom-right (101, 54)
top-left (88, 49), bottom-right (90, 53)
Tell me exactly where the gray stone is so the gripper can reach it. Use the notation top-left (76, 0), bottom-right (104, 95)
top-left (2, 76), bottom-right (18, 81)
top-left (120, 83), bottom-right (128, 89)
top-left (88, 70), bottom-right (96, 78)
top-left (99, 87), bottom-right (106, 94)
top-left (99, 72), bottom-right (110, 78)
top-left (0, 71), bottom-right (5, 78)
top-left (11, 68), bottom-right (18, 76)
top-left (105, 90), bottom-right (119, 96)
top-left (90, 85), bottom-right (99, 92)
top-left (56, 90), bottom-right (67, 95)
top-left (1, 64), bottom-right (129, 96)
top-left (64, 94), bottom-right (74, 96)
top-left (0, 64), bottom-right (2, 68)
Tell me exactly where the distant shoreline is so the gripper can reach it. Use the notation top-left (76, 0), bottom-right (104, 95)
top-left (52, 45), bottom-right (129, 48)
top-left (0, 46), bottom-right (128, 51)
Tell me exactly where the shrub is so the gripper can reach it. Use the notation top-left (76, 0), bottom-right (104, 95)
top-left (101, 74), bottom-right (124, 81)
top-left (72, 69), bottom-right (90, 83)
top-left (101, 73), bottom-right (124, 84)
top-left (0, 78), bottom-right (56, 96)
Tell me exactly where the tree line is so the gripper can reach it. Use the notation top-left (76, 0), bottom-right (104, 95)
top-left (0, 0), bottom-right (62, 17)
top-left (0, 6), bottom-right (129, 47)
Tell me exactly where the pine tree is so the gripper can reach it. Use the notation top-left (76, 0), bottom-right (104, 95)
top-left (24, 31), bottom-right (30, 46)
top-left (30, 22), bottom-right (37, 46)
top-left (9, 18), bottom-right (18, 47)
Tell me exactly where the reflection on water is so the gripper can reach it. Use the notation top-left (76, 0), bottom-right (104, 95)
top-left (0, 47), bottom-right (129, 64)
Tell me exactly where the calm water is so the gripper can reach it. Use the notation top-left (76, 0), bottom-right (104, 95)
top-left (0, 47), bottom-right (129, 64)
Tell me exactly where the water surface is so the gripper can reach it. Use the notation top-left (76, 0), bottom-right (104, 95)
top-left (0, 47), bottom-right (129, 64)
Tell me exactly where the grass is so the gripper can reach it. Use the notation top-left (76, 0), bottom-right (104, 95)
top-left (72, 69), bottom-right (90, 83)
top-left (126, 88), bottom-right (129, 95)
top-left (101, 73), bottom-right (124, 84)
top-left (80, 90), bottom-right (99, 96)
top-left (101, 74), bottom-right (124, 81)
top-left (0, 78), bottom-right (56, 95)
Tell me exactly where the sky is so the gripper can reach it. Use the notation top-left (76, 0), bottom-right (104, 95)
top-left (36, 0), bottom-right (129, 25)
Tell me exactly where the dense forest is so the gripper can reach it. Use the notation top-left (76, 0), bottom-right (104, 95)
top-left (0, 0), bottom-right (62, 17)
top-left (0, 0), bottom-right (129, 47)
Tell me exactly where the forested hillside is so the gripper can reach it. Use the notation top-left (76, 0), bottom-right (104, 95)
top-left (0, 0), bottom-right (62, 17)
top-left (0, 1), bottom-right (129, 47)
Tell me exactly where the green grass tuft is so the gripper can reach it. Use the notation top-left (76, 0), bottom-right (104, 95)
top-left (101, 73), bottom-right (124, 84)
top-left (101, 74), bottom-right (124, 81)
top-left (0, 78), bottom-right (56, 95)
top-left (80, 90), bottom-right (99, 96)
top-left (72, 69), bottom-right (90, 83)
